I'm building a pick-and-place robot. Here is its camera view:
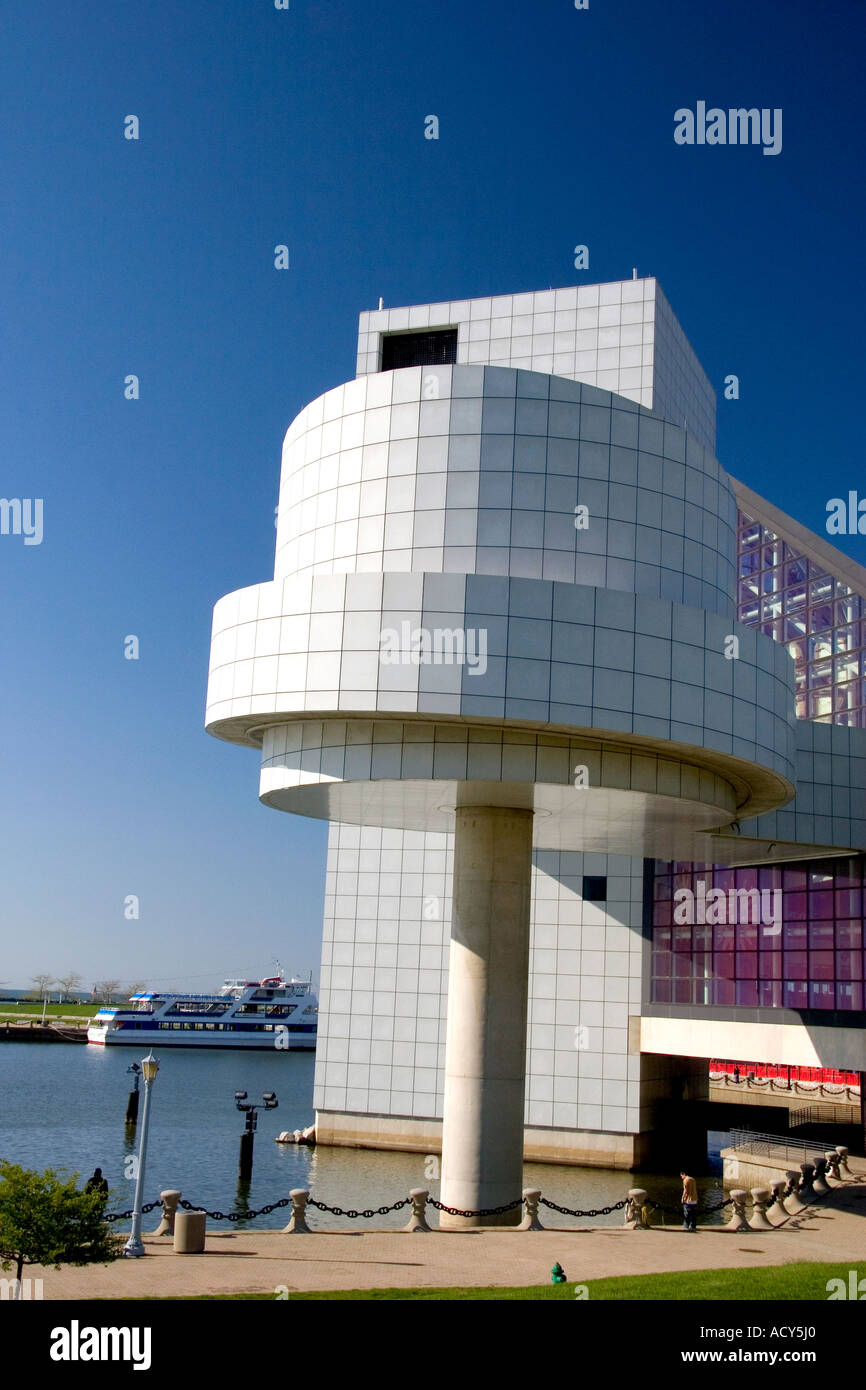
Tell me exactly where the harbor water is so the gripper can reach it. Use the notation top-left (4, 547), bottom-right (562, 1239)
top-left (0, 1044), bottom-right (728, 1230)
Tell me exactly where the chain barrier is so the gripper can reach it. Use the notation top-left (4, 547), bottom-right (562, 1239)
top-left (307, 1198), bottom-right (410, 1218)
top-left (427, 1197), bottom-right (523, 1218)
top-left (106, 1187), bottom-right (753, 1226)
top-left (104, 1201), bottom-right (160, 1223)
top-left (176, 1197), bottom-right (292, 1222)
top-left (538, 1197), bottom-right (629, 1217)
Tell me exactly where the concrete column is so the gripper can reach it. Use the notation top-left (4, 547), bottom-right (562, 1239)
top-left (439, 806), bottom-right (534, 1229)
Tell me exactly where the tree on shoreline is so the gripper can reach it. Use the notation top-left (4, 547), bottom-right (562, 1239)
top-left (0, 1162), bottom-right (123, 1299)
top-left (93, 980), bottom-right (121, 1005)
top-left (55, 973), bottom-right (83, 1003)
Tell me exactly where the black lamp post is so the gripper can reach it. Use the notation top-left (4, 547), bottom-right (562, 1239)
top-left (235, 1090), bottom-right (278, 1181)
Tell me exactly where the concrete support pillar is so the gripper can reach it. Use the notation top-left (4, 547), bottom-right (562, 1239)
top-left (439, 806), bottom-right (534, 1229)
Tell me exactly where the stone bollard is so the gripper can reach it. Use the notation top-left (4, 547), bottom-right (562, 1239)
top-left (748, 1188), bottom-right (774, 1231)
top-left (153, 1189), bottom-right (181, 1237)
top-left (768, 1180), bottom-right (788, 1225)
top-left (825, 1150), bottom-right (842, 1183)
top-left (812, 1157), bottom-right (830, 1197)
top-left (174, 1209), bottom-right (206, 1254)
top-left (403, 1189), bottom-right (431, 1233)
top-left (282, 1189), bottom-right (312, 1234)
top-left (624, 1188), bottom-right (650, 1230)
top-left (725, 1190), bottom-right (749, 1231)
top-left (836, 1145), bottom-right (852, 1177)
top-left (799, 1162), bottom-right (816, 1203)
top-left (518, 1188), bottom-right (544, 1231)
top-left (782, 1171), bottom-right (806, 1215)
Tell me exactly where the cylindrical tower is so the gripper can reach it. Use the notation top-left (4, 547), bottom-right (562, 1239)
top-left (207, 343), bottom-right (796, 1214)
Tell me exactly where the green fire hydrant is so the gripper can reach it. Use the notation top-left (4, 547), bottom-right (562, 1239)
top-left (551, 1262), bottom-right (567, 1285)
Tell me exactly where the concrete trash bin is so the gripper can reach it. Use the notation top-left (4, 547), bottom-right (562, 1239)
top-left (174, 1210), bottom-right (206, 1253)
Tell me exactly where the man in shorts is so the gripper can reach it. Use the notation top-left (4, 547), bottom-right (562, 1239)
top-left (680, 1170), bottom-right (698, 1231)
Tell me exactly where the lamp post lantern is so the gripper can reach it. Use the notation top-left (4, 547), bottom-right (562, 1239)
top-left (123, 1051), bottom-right (160, 1257)
top-left (235, 1090), bottom-right (278, 1181)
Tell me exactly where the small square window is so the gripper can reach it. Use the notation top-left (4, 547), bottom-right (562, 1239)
top-left (381, 328), bottom-right (457, 370)
top-left (583, 875), bottom-right (607, 901)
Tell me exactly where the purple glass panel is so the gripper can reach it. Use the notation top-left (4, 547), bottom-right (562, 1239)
top-left (783, 951), bottom-right (808, 979)
top-left (835, 950), bottom-right (860, 980)
top-left (808, 921), bottom-right (834, 950)
top-left (836, 888), bottom-right (861, 916)
top-left (758, 980), bottom-right (782, 1007)
top-left (759, 950), bottom-right (782, 979)
top-left (783, 868), bottom-right (807, 891)
top-left (810, 890), bottom-right (834, 919)
top-left (837, 919), bottom-right (862, 949)
top-left (809, 981), bottom-right (835, 1008)
top-left (783, 979), bottom-right (808, 1008)
top-left (810, 951), bottom-right (834, 980)
top-left (838, 982), bottom-right (863, 1010)
top-left (782, 921), bottom-right (807, 950)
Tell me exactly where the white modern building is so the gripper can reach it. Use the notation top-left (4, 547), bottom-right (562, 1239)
top-left (206, 277), bottom-right (866, 1220)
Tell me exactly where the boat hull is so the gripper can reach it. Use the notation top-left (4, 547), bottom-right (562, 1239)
top-left (87, 1029), bottom-right (316, 1050)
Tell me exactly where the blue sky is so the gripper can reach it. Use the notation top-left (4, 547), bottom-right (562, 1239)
top-left (1, 0), bottom-right (863, 991)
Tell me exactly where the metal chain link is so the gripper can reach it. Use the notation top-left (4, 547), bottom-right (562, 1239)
top-left (308, 1197), bottom-right (410, 1217)
top-left (104, 1201), bottom-right (160, 1222)
top-left (538, 1197), bottom-right (628, 1217)
top-left (427, 1198), bottom-right (523, 1217)
top-left (176, 1196), bottom-right (292, 1221)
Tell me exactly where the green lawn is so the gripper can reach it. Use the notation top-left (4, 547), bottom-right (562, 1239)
top-left (128, 1262), bottom-right (864, 1301)
top-left (0, 1003), bottom-right (95, 1020)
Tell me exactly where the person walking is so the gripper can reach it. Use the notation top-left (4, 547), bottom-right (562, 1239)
top-left (680, 1170), bottom-right (698, 1232)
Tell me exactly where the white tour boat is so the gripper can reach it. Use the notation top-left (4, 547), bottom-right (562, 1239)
top-left (86, 972), bottom-right (318, 1050)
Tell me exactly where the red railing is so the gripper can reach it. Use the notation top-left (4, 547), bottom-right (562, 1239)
top-left (710, 1058), bottom-right (860, 1087)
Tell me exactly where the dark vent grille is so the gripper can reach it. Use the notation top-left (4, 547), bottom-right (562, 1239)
top-left (582, 876), bottom-right (608, 902)
top-left (381, 328), bottom-right (458, 370)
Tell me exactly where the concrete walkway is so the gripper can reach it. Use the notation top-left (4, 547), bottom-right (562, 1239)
top-left (31, 1169), bottom-right (866, 1299)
